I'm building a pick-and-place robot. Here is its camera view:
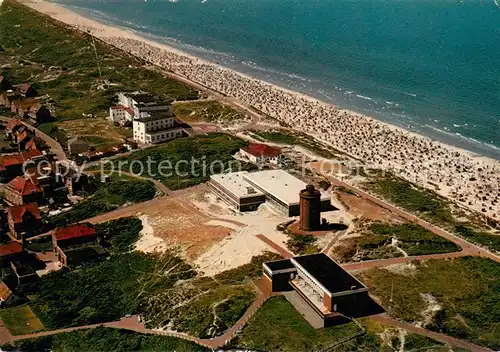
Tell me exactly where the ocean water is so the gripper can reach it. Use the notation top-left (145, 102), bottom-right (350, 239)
top-left (53, 0), bottom-right (500, 159)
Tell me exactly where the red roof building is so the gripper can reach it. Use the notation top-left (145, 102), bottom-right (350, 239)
top-left (4, 176), bottom-right (43, 205)
top-left (7, 203), bottom-right (42, 240)
top-left (52, 223), bottom-right (97, 242)
top-left (5, 119), bottom-right (22, 134)
top-left (0, 242), bottom-right (23, 258)
top-left (240, 143), bottom-right (283, 165)
top-left (52, 223), bottom-right (98, 266)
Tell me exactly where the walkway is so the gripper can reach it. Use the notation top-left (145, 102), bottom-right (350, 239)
top-left (256, 234), bottom-right (293, 258)
top-left (371, 314), bottom-right (493, 352)
top-left (341, 250), bottom-right (469, 271)
top-left (329, 178), bottom-right (500, 264)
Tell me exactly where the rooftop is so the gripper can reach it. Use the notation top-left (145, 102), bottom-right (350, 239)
top-left (6, 176), bottom-right (42, 196)
top-left (0, 242), bottom-right (23, 257)
top-left (243, 170), bottom-right (330, 206)
top-left (242, 143), bottom-right (281, 158)
top-left (53, 223), bottom-right (96, 242)
top-left (264, 258), bottom-right (295, 272)
top-left (8, 202), bottom-right (41, 224)
top-left (210, 171), bottom-right (265, 199)
top-left (291, 253), bottom-right (367, 295)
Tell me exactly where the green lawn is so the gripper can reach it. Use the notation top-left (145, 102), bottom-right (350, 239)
top-left (233, 296), bottom-right (374, 352)
top-left (0, 305), bottom-right (44, 335)
top-left (2, 327), bottom-right (207, 352)
top-left (360, 256), bottom-right (500, 350)
top-left (114, 133), bottom-right (257, 190)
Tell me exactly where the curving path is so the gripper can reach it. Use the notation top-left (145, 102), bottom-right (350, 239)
top-left (328, 178), bottom-right (500, 263)
top-left (371, 314), bottom-right (493, 352)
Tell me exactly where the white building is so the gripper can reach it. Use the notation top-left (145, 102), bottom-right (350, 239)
top-left (109, 105), bottom-right (134, 125)
top-left (209, 169), bottom-right (331, 216)
top-left (133, 112), bottom-right (184, 144)
top-left (117, 92), bottom-right (172, 119)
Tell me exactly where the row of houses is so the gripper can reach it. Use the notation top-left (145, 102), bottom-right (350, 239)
top-left (0, 76), bottom-right (53, 125)
top-left (0, 222), bottom-right (106, 307)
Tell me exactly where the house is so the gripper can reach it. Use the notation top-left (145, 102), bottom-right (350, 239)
top-left (240, 143), bottom-right (282, 165)
top-left (27, 103), bottom-right (52, 124)
top-left (0, 281), bottom-right (13, 307)
top-left (0, 242), bottom-right (24, 267)
top-left (4, 176), bottom-right (43, 205)
top-left (0, 92), bottom-right (22, 108)
top-left (0, 76), bottom-right (13, 92)
top-left (12, 98), bottom-right (35, 117)
top-left (67, 137), bottom-right (89, 156)
top-left (52, 223), bottom-right (104, 267)
top-left (10, 261), bottom-right (37, 285)
top-left (4, 119), bottom-right (23, 138)
top-left (16, 130), bottom-right (34, 150)
top-left (0, 148), bottom-right (44, 182)
top-left (19, 84), bottom-right (37, 98)
top-left (64, 169), bottom-right (88, 196)
top-left (7, 203), bottom-right (42, 240)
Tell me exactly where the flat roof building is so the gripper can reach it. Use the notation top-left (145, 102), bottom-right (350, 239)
top-left (263, 253), bottom-right (372, 328)
top-left (209, 170), bottom-right (331, 216)
top-left (209, 171), bottom-right (266, 212)
top-left (243, 170), bottom-right (331, 216)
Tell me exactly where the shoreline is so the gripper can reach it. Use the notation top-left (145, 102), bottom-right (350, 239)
top-left (13, 0), bottom-right (500, 220)
top-left (62, 2), bottom-right (500, 160)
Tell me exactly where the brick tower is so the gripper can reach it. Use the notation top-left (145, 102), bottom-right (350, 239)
top-left (299, 184), bottom-right (321, 231)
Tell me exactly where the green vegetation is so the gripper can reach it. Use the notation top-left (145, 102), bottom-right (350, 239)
top-left (95, 217), bottom-right (143, 253)
top-left (455, 225), bottom-right (500, 253)
top-left (27, 250), bottom-right (277, 339)
top-left (3, 327), bottom-right (207, 352)
top-left (0, 305), bottom-right (44, 335)
top-left (368, 223), bottom-right (460, 255)
top-left (233, 296), bottom-right (376, 352)
top-left (145, 252), bottom-right (280, 338)
top-left (0, 0), bottom-right (197, 123)
top-left (285, 234), bottom-right (319, 255)
top-left (366, 174), bottom-right (500, 253)
top-left (173, 100), bottom-right (246, 123)
top-left (49, 178), bottom-right (156, 227)
top-left (252, 130), bottom-right (341, 159)
top-left (116, 133), bottom-right (256, 190)
top-left (30, 251), bottom-right (196, 329)
top-left (334, 222), bottom-right (460, 262)
top-left (368, 175), bottom-right (455, 226)
top-left (360, 257), bottom-right (500, 349)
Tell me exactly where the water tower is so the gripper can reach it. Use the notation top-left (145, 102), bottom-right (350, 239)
top-left (299, 184), bottom-right (321, 231)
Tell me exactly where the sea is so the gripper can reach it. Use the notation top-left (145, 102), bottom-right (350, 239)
top-left (52, 0), bottom-right (500, 159)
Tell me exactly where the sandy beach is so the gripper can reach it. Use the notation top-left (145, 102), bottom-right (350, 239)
top-left (15, 0), bottom-right (500, 220)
